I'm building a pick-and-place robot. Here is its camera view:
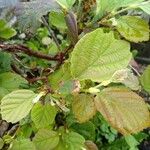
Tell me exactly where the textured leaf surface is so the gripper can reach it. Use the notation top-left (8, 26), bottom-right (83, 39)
top-left (9, 139), bottom-right (36, 150)
top-left (31, 103), bottom-right (57, 128)
top-left (0, 19), bottom-right (16, 39)
top-left (96, 0), bottom-right (143, 19)
top-left (116, 16), bottom-right (149, 43)
top-left (56, 0), bottom-right (75, 9)
top-left (0, 72), bottom-right (27, 92)
top-left (71, 28), bottom-right (132, 82)
top-left (140, 65), bottom-right (150, 93)
top-left (33, 129), bottom-right (59, 150)
top-left (72, 94), bottom-right (96, 123)
top-left (95, 87), bottom-right (150, 135)
top-left (1, 90), bottom-right (37, 123)
top-left (15, 0), bottom-right (60, 32)
top-left (139, 1), bottom-right (150, 15)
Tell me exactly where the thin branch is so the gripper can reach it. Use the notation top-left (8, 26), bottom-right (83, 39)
top-left (41, 16), bottom-right (61, 51)
top-left (135, 57), bottom-right (150, 64)
top-left (0, 44), bottom-right (61, 61)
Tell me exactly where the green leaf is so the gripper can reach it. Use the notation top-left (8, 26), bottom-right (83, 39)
top-left (71, 28), bottom-right (132, 82)
top-left (62, 131), bottom-right (85, 150)
top-left (0, 52), bottom-right (11, 73)
top-left (125, 135), bottom-right (139, 149)
top-left (140, 65), bottom-right (150, 93)
top-left (116, 16), bottom-right (149, 43)
top-left (0, 19), bottom-right (16, 39)
top-left (1, 90), bottom-right (37, 123)
top-left (9, 139), bottom-right (36, 150)
top-left (0, 87), bottom-right (9, 100)
top-left (49, 12), bottom-right (67, 29)
top-left (31, 102), bottom-right (57, 129)
top-left (71, 121), bottom-right (96, 141)
top-left (49, 62), bottom-right (72, 90)
top-left (15, 0), bottom-right (60, 32)
top-left (139, 1), bottom-right (150, 15)
top-left (0, 138), bottom-right (4, 149)
top-left (33, 129), bottom-right (59, 150)
top-left (0, 72), bottom-right (27, 92)
top-left (56, 0), bottom-right (75, 9)
top-left (94, 87), bottom-right (150, 135)
top-left (72, 94), bottom-right (96, 123)
top-left (96, 0), bottom-right (143, 19)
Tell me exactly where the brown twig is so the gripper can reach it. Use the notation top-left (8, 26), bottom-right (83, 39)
top-left (0, 44), bottom-right (61, 61)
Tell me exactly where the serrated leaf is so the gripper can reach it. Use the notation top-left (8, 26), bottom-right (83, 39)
top-left (9, 139), bottom-right (36, 150)
top-left (94, 87), bottom-right (150, 135)
top-left (15, 0), bottom-right (60, 32)
top-left (0, 72), bottom-right (27, 92)
top-left (31, 102), bottom-right (57, 129)
top-left (72, 94), bottom-right (96, 123)
top-left (139, 1), bottom-right (150, 15)
top-left (1, 90), bottom-right (37, 123)
top-left (116, 16), bottom-right (149, 43)
top-left (0, 19), bottom-right (16, 39)
top-left (140, 65), bottom-right (150, 93)
top-left (96, 0), bottom-right (144, 19)
top-left (33, 129), bottom-right (59, 150)
top-left (71, 28), bottom-right (132, 82)
top-left (62, 131), bottom-right (85, 150)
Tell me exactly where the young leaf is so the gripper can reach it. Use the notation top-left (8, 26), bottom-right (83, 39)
top-left (1, 90), bottom-right (37, 123)
top-left (72, 94), bottom-right (96, 123)
top-left (33, 129), bottom-right (59, 150)
top-left (0, 72), bottom-right (27, 92)
top-left (116, 16), bottom-right (149, 43)
top-left (0, 19), bottom-right (16, 39)
top-left (94, 87), bottom-right (150, 135)
top-left (31, 103), bottom-right (57, 129)
top-left (49, 12), bottom-right (67, 30)
top-left (71, 28), bottom-right (132, 82)
top-left (9, 139), bottom-right (36, 150)
top-left (140, 65), bottom-right (150, 93)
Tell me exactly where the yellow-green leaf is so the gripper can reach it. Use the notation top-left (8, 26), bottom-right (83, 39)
top-left (31, 103), bottom-right (57, 128)
top-left (71, 28), bottom-right (132, 82)
top-left (140, 65), bottom-right (150, 93)
top-left (1, 90), bottom-right (37, 123)
top-left (33, 129), bottom-right (59, 150)
top-left (94, 87), bottom-right (150, 135)
top-left (116, 16), bottom-right (149, 43)
top-left (72, 94), bottom-right (96, 123)
top-left (9, 139), bottom-right (36, 150)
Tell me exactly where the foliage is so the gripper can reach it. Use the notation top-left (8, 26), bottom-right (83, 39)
top-left (0, 0), bottom-right (150, 149)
